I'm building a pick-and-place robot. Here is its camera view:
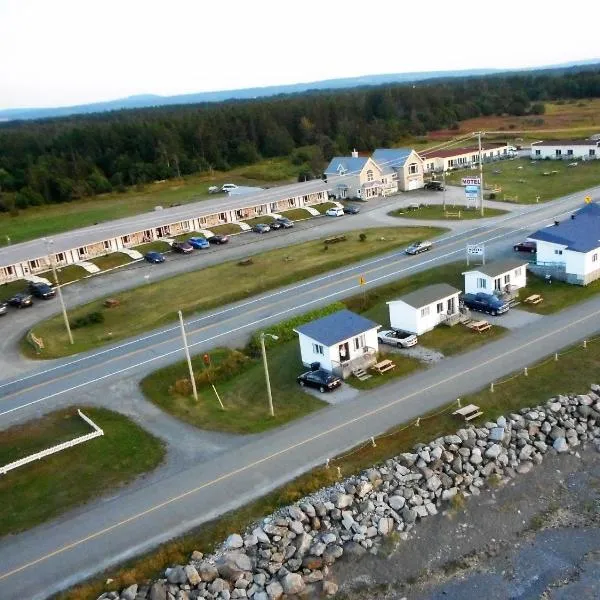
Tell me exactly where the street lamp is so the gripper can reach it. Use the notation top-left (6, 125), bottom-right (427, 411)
top-left (260, 332), bottom-right (279, 417)
top-left (43, 238), bottom-right (74, 345)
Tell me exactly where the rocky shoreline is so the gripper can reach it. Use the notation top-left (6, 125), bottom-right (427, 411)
top-left (96, 387), bottom-right (600, 600)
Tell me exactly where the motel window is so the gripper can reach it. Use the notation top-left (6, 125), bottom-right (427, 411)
top-left (408, 163), bottom-right (418, 174)
top-left (219, 212), bottom-right (226, 221)
top-left (436, 302), bottom-right (443, 314)
top-left (312, 343), bottom-right (324, 355)
top-left (449, 160), bottom-right (454, 167)
top-left (591, 149), bottom-right (596, 157)
top-left (567, 149), bottom-right (573, 156)
top-left (420, 306), bottom-right (430, 317)
top-left (29, 260), bottom-right (39, 270)
top-left (593, 254), bottom-right (598, 263)
top-left (477, 278), bottom-right (487, 289)
top-left (556, 149), bottom-right (562, 156)
top-left (367, 170), bottom-right (374, 182)
top-left (77, 247), bottom-right (86, 258)
top-left (103, 241), bottom-right (111, 249)
top-left (6, 266), bottom-right (14, 275)
top-left (555, 249), bottom-right (563, 255)
top-left (535, 149), bottom-right (541, 156)
top-left (504, 274), bottom-right (510, 284)
top-left (122, 235), bottom-right (130, 244)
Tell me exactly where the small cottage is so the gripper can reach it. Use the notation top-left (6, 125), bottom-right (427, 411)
top-left (387, 283), bottom-right (461, 335)
top-left (463, 260), bottom-right (528, 296)
top-left (294, 309), bottom-right (380, 379)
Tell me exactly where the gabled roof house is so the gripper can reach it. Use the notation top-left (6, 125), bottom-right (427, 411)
top-left (324, 153), bottom-right (383, 200)
top-left (372, 148), bottom-right (424, 191)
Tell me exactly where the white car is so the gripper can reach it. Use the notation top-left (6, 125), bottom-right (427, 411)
top-left (377, 329), bottom-right (418, 348)
top-left (221, 183), bottom-right (238, 193)
top-left (326, 206), bottom-right (344, 217)
top-left (405, 240), bottom-right (433, 255)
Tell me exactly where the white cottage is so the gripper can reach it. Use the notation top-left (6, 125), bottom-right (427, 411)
top-left (294, 309), bottom-right (380, 379)
top-left (463, 260), bottom-right (528, 296)
top-left (387, 284), bottom-right (461, 336)
top-left (530, 139), bottom-right (600, 160)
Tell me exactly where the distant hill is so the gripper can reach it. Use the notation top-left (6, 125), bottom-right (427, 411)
top-left (1, 59), bottom-right (599, 122)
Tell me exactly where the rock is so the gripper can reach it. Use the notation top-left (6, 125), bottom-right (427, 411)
top-left (216, 552), bottom-right (252, 580)
top-left (304, 570), bottom-right (323, 583)
top-left (549, 402), bottom-right (562, 413)
top-left (253, 593), bottom-right (268, 600)
top-left (553, 437), bottom-right (569, 453)
top-left (343, 541), bottom-right (367, 558)
top-left (335, 493), bottom-right (354, 509)
top-left (444, 435), bottom-right (463, 445)
top-left (294, 532), bottom-right (313, 558)
top-left (388, 495), bottom-right (405, 511)
top-left (516, 461), bottom-right (533, 474)
top-left (299, 502), bottom-right (316, 517)
top-left (309, 541), bottom-right (326, 557)
top-left (378, 517), bottom-right (394, 536)
top-left (302, 555), bottom-right (323, 570)
top-left (485, 444), bottom-right (502, 459)
top-left (288, 520), bottom-right (304, 535)
top-left (322, 581), bottom-right (339, 596)
top-left (254, 573), bottom-right (267, 586)
top-left (442, 487), bottom-right (458, 501)
top-left (550, 426), bottom-right (566, 441)
top-left (488, 427), bottom-right (505, 442)
top-left (356, 481), bottom-right (373, 498)
top-left (265, 581), bottom-right (283, 600)
top-left (323, 544), bottom-right (344, 565)
top-left (224, 534), bottom-right (244, 550)
top-left (401, 507), bottom-right (417, 524)
top-left (120, 584), bottom-right (138, 600)
top-left (518, 444), bottom-right (534, 461)
top-left (184, 565), bottom-right (201, 586)
top-left (287, 506), bottom-right (306, 522)
top-left (149, 582), bottom-right (168, 600)
top-left (425, 474), bottom-right (442, 492)
top-left (280, 573), bottom-right (305, 595)
top-left (209, 578), bottom-right (229, 594)
top-left (191, 550), bottom-right (203, 561)
top-left (252, 528), bottom-right (270, 545)
top-left (321, 532), bottom-right (337, 545)
top-left (198, 561), bottom-right (219, 582)
top-left (166, 566), bottom-right (187, 585)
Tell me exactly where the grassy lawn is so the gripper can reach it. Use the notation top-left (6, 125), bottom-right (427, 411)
top-left (27, 226), bottom-right (444, 359)
top-left (314, 201), bottom-right (338, 214)
top-left (418, 323), bottom-right (506, 355)
top-left (133, 241), bottom-right (172, 254)
top-left (0, 279), bottom-right (29, 299)
top-left (347, 351), bottom-right (422, 390)
top-left (209, 223), bottom-right (243, 235)
top-left (0, 407), bottom-right (165, 537)
top-left (279, 208), bottom-right (313, 220)
top-left (446, 157), bottom-right (600, 204)
top-left (173, 231), bottom-right (205, 242)
top-left (390, 205), bottom-right (509, 220)
top-left (141, 344), bottom-right (326, 435)
top-left (243, 215), bottom-right (276, 227)
top-left (90, 253), bottom-right (133, 271)
top-left (39, 264), bottom-right (87, 285)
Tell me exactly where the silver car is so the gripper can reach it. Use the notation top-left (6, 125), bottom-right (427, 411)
top-left (405, 240), bottom-right (433, 255)
top-left (377, 329), bottom-right (418, 348)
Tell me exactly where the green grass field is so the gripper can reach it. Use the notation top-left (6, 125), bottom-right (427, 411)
top-left (0, 407), bottom-right (164, 537)
top-left (90, 253), bottom-right (133, 271)
top-left (133, 241), bottom-right (172, 254)
top-left (208, 223), bottom-right (243, 235)
top-left (391, 205), bottom-right (509, 220)
top-left (279, 208), bottom-right (313, 220)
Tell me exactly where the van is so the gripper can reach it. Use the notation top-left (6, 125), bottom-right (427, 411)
top-left (325, 206), bottom-right (344, 217)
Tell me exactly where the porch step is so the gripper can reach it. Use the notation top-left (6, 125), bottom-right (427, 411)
top-left (352, 368), bottom-right (372, 381)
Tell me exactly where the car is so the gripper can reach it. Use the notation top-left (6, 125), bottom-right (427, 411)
top-left (343, 205), bottom-right (361, 214)
top-left (275, 217), bottom-right (294, 228)
top-left (513, 240), bottom-right (537, 253)
top-left (188, 237), bottom-right (210, 249)
top-left (0, 300), bottom-right (7, 316)
top-left (461, 292), bottom-right (510, 316)
top-left (252, 223), bottom-right (271, 233)
top-left (144, 251), bottom-right (166, 263)
top-left (326, 207), bottom-right (344, 217)
top-left (424, 180), bottom-right (446, 191)
top-left (378, 329), bottom-right (418, 348)
top-left (8, 292), bottom-right (33, 308)
top-left (297, 369), bottom-right (342, 393)
top-left (208, 185), bottom-right (220, 194)
top-left (207, 235), bottom-right (229, 245)
top-left (221, 183), bottom-right (238, 193)
top-left (28, 281), bottom-right (56, 299)
top-left (405, 240), bottom-right (433, 255)
top-left (171, 241), bottom-right (194, 254)
top-left (268, 220), bottom-right (284, 230)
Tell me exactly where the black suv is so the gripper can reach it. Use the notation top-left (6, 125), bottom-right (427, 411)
top-left (424, 181), bottom-right (445, 191)
top-left (8, 293), bottom-right (33, 308)
top-left (297, 369), bottom-right (342, 393)
top-left (28, 281), bottom-right (56, 299)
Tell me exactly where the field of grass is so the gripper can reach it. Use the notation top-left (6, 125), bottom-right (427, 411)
top-left (27, 226), bottom-right (445, 359)
top-left (391, 205), bottom-right (509, 220)
top-left (90, 253), bottom-right (132, 271)
top-left (243, 215), bottom-right (276, 227)
top-left (445, 157), bottom-right (600, 204)
top-left (279, 208), bottom-right (313, 220)
top-left (0, 407), bottom-right (164, 537)
top-left (347, 351), bottom-right (422, 390)
top-left (133, 241), bottom-right (172, 254)
top-left (209, 223), bottom-right (243, 235)
top-left (314, 202), bottom-right (338, 214)
top-left (43, 264), bottom-right (87, 284)
top-left (0, 279), bottom-right (29, 299)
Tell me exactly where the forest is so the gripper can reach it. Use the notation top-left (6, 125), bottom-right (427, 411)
top-left (1, 67), bottom-right (599, 210)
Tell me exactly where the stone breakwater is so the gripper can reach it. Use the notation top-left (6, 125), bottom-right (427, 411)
top-left (98, 387), bottom-right (600, 600)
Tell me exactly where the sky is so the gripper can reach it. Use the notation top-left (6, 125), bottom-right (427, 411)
top-left (0, 0), bottom-right (598, 110)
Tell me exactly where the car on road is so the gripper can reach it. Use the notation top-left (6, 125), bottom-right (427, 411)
top-left (252, 223), bottom-right (271, 233)
top-left (275, 217), bottom-right (294, 228)
top-left (28, 281), bottom-right (56, 299)
top-left (171, 241), bottom-right (194, 254)
top-left (297, 369), bottom-right (342, 393)
top-left (461, 292), bottom-right (510, 316)
top-left (207, 234), bottom-right (229, 245)
top-left (268, 220), bottom-right (284, 230)
top-left (0, 300), bottom-right (7, 316)
top-left (221, 183), bottom-right (238, 193)
top-left (188, 237), bottom-right (210, 249)
top-left (405, 240), bottom-right (433, 255)
top-left (377, 329), bottom-right (418, 348)
top-left (326, 206), bottom-right (344, 217)
top-left (513, 240), bottom-right (537, 253)
top-left (343, 205), bottom-right (361, 215)
top-left (8, 292), bottom-right (33, 308)
top-left (144, 251), bottom-right (166, 263)
top-left (424, 180), bottom-right (446, 191)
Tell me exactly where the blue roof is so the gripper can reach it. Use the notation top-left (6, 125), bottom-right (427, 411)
top-left (295, 309), bottom-right (379, 346)
top-left (529, 202), bottom-right (600, 252)
top-left (324, 156), bottom-right (369, 175)
top-left (372, 148), bottom-right (414, 174)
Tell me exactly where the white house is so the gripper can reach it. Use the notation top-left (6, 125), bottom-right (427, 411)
top-left (294, 309), bottom-right (380, 379)
top-left (530, 139), bottom-right (600, 161)
top-left (527, 202), bottom-right (600, 285)
top-left (371, 148), bottom-right (424, 191)
top-left (387, 284), bottom-right (461, 336)
top-left (463, 260), bottom-right (528, 296)
top-left (324, 153), bottom-right (384, 200)
top-left (420, 143), bottom-right (510, 173)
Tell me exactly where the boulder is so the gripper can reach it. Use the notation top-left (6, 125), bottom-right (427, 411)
top-left (252, 528), bottom-right (270, 545)
top-left (388, 495), bottom-right (405, 511)
top-left (485, 444), bottom-right (502, 459)
top-left (184, 565), bottom-right (201, 586)
top-left (224, 534), bottom-right (244, 550)
top-left (120, 584), bottom-right (138, 600)
top-left (280, 573), bottom-right (305, 595)
top-left (265, 581), bottom-right (283, 600)
top-left (216, 552), bottom-right (252, 580)
top-left (425, 474), bottom-right (442, 492)
top-left (550, 426), bottom-right (566, 441)
top-left (149, 582), bottom-right (168, 600)
top-left (488, 427), bottom-right (505, 442)
top-left (209, 578), bottom-right (230, 594)
top-left (166, 566), bottom-right (187, 585)
top-left (335, 493), bottom-right (354, 509)
top-left (377, 517), bottom-right (394, 536)
top-left (553, 437), bottom-right (569, 453)
top-left (287, 506), bottom-right (306, 522)
top-left (294, 532), bottom-right (313, 558)
top-left (198, 561), bottom-right (219, 582)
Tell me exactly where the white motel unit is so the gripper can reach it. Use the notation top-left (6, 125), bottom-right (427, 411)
top-left (530, 139), bottom-right (600, 160)
top-left (294, 309), bottom-right (380, 379)
top-left (463, 260), bottom-right (528, 295)
top-left (387, 283), bottom-right (461, 336)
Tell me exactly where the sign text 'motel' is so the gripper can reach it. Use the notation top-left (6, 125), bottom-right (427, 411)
top-left (466, 244), bottom-right (484, 256)
top-left (462, 177), bottom-right (481, 186)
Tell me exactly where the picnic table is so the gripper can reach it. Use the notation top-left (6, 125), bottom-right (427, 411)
top-left (524, 294), bottom-right (543, 305)
top-left (465, 319), bottom-right (491, 332)
top-left (371, 359), bottom-right (396, 375)
top-left (452, 404), bottom-right (483, 421)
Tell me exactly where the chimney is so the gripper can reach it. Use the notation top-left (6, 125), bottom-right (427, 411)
top-left (351, 148), bottom-right (358, 158)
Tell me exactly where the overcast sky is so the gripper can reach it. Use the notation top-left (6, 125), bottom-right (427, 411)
top-left (1, 0), bottom-right (598, 110)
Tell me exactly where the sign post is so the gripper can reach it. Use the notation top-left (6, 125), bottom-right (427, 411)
top-left (465, 185), bottom-right (479, 209)
top-left (359, 275), bottom-right (367, 307)
top-left (466, 244), bottom-right (485, 266)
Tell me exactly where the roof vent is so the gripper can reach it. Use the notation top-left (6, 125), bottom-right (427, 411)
top-left (351, 148), bottom-right (358, 158)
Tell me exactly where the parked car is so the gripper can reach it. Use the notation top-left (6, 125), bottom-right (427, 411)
top-left (424, 180), bottom-right (446, 191)
top-left (405, 240), bottom-right (433, 255)
top-left (144, 251), bottom-right (166, 263)
top-left (208, 186), bottom-right (220, 194)
top-left (343, 205), bottom-right (361, 215)
top-left (28, 281), bottom-right (56, 299)
top-left (378, 329), bottom-right (418, 348)
top-left (275, 217), bottom-right (294, 228)
top-left (513, 240), bottom-right (537, 253)
top-left (171, 241), bottom-right (194, 254)
top-left (297, 369), bottom-right (342, 393)
top-left (461, 292), bottom-right (510, 316)
top-left (268, 220), bottom-right (284, 230)
top-left (0, 300), bottom-right (7, 316)
top-left (8, 292), bottom-right (33, 308)
top-left (252, 223), bottom-right (271, 233)
top-left (221, 183), bottom-right (238, 193)
top-left (188, 237), bottom-right (210, 249)
top-left (207, 235), bottom-right (229, 245)
top-left (326, 207), bottom-right (344, 217)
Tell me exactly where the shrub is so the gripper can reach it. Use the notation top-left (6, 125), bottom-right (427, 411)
top-left (359, 233), bottom-right (367, 242)
top-left (71, 311), bottom-right (105, 329)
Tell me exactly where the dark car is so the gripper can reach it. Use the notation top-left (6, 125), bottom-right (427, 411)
top-left (424, 180), bottom-right (446, 191)
top-left (343, 205), bottom-right (361, 215)
top-left (28, 281), bottom-right (56, 299)
top-left (405, 240), bottom-right (433, 255)
top-left (461, 292), bottom-right (509, 316)
top-left (269, 220), bottom-right (284, 230)
top-left (275, 217), bottom-right (294, 228)
top-left (8, 292), bottom-right (33, 308)
top-left (207, 234), bottom-right (229, 245)
top-left (513, 240), bottom-right (537, 253)
top-left (252, 223), bottom-right (271, 234)
top-left (0, 300), bottom-right (7, 316)
top-left (144, 251), bottom-right (165, 263)
top-left (188, 237), bottom-right (210, 249)
top-left (172, 241), bottom-right (194, 254)
top-left (297, 369), bottom-right (342, 393)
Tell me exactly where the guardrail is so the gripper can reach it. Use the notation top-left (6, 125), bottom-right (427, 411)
top-left (0, 409), bottom-right (103, 476)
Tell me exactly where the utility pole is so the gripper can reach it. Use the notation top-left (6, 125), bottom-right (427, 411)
top-left (260, 332), bottom-right (278, 417)
top-left (44, 238), bottom-right (73, 345)
top-left (478, 131), bottom-right (485, 217)
top-left (178, 310), bottom-right (198, 401)
top-left (442, 170), bottom-right (446, 211)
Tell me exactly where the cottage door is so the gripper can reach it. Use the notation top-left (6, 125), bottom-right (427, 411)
top-left (494, 277), bottom-right (501, 291)
top-left (447, 297), bottom-right (455, 314)
top-left (338, 342), bottom-right (349, 362)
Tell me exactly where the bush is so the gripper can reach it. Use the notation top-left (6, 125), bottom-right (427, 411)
top-left (359, 233), bottom-right (367, 242)
top-left (489, 193), bottom-right (496, 200)
top-left (71, 311), bottom-right (105, 329)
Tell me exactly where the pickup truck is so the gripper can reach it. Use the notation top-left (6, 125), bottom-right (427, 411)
top-left (461, 292), bottom-right (509, 316)
top-left (377, 329), bottom-right (418, 348)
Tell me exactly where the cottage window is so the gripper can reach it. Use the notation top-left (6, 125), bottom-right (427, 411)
top-left (312, 343), bottom-right (324, 355)
top-left (591, 149), bottom-right (596, 157)
top-left (408, 163), bottom-right (418, 174)
top-left (593, 254), bottom-right (598, 263)
top-left (504, 274), bottom-right (510, 284)
top-left (353, 334), bottom-right (366, 351)
top-left (535, 149), bottom-right (541, 156)
top-left (77, 247), bottom-right (86, 258)
top-left (555, 149), bottom-right (562, 157)
top-left (567, 149), bottom-right (573, 156)
top-left (436, 302), bottom-right (443, 314)
top-left (420, 306), bottom-right (430, 317)
top-left (554, 249), bottom-right (563, 255)
top-left (477, 277), bottom-right (487, 289)
top-left (514, 268), bottom-right (522, 277)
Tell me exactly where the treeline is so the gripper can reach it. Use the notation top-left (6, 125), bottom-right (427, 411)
top-left (1, 68), bottom-right (600, 210)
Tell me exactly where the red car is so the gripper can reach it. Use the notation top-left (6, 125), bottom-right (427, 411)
top-left (172, 241), bottom-right (194, 254)
top-left (513, 241), bottom-right (537, 253)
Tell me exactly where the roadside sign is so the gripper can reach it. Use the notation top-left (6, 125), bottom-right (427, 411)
top-left (462, 177), bottom-right (481, 186)
top-left (466, 244), bottom-right (484, 256)
top-left (465, 184), bottom-right (479, 201)
top-left (358, 275), bottom-right (366, 286)
top-left (585, 195), bottom-right (592, 204)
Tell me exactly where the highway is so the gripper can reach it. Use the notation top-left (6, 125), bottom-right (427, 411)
top-left (0, 187), bottom-right (598, 599)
